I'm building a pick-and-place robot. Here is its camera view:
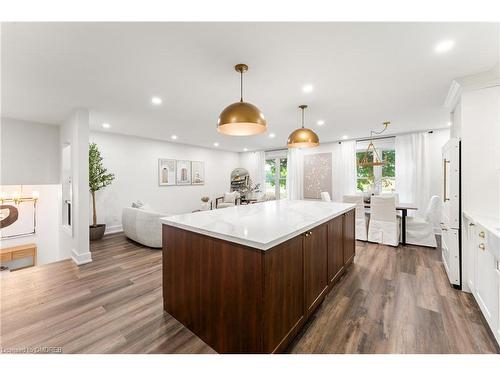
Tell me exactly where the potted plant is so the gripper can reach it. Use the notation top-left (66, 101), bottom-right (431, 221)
top-left (89, 142), bottom-right (115, 241)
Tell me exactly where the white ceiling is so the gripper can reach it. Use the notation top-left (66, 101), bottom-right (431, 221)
top-left (2, 22), bottom-right (499, 152)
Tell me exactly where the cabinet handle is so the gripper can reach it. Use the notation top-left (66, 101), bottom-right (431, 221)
top-left (304, 232), bottom-right (310, 238)
top-left (469, 223), bottom-right (475, 226)
top-left (478, 231), bottom-right (485, 238)
top-left (308, 231), bottom-right (312, 236)
top-left (479, 243), bottom-right (485, 251)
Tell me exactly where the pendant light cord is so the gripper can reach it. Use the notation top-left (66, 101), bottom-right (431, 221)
top-left (240, 70), bottom-right (243, 102)
top-left (301, 107), bottom-right (305, 128)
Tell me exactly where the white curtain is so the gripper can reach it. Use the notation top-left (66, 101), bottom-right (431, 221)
top-left (240, 151), bottom-right (266, 192)
top-left (287, 148), bottom-right (304, 200)
top-left (395, 132), bottom-right (430, 218)
top-left (331, 140), bottom-right (357, 201)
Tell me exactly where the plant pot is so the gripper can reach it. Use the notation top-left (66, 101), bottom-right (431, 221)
top-left (89, 224), bottom-right (106, 241)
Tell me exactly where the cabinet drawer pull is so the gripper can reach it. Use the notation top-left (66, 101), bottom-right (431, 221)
top-left (479, 243), bottom-right (485, 251)
top-left (304, 232), bottom-right (310, 238)
top-left (478, 231), bottom-right (485, 238)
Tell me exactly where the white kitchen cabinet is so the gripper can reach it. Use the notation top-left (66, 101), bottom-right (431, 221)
top-left (465, 217), bottom-right (500, 345)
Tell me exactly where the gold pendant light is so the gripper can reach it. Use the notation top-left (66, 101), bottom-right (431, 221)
top-left (287, 105), bottom-right (319, 148)
top-left (358, 121), bottom-right (391, 167)
top-left (217, 64), bottom-right (267, 136)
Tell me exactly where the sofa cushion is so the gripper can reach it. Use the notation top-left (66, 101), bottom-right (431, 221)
top-left (223, 192), bottom-right (237, 203)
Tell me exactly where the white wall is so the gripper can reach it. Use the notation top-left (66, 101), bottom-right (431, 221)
top-left (60, 109), bottom-right (91, 265)
top-left (1, 117), bottom-right (60, 185)
top-left (89, 131), bottom-right (240, 233)
top-left (0, 185), bottom-right (62, 267)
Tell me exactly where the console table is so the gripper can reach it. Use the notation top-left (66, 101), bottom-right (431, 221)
top-left (0, 243), bottom-right (37, 271)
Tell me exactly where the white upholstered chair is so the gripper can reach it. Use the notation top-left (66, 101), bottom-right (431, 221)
top-left (405, 195), bottom-right (440, 247)
top-left (342, 195), bottom-right (368, 241)
top-left (368, 196), bottom-right (400, 246)
top-left (379, 192), bottom-right (400, 205)
top-left (216, 191), bottom-right (241, 209)
top-left (320, 192), bottom-right (331, 202)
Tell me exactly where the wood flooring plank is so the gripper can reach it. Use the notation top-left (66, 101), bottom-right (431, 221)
top-left (1, 234), bottom-right (498, 354)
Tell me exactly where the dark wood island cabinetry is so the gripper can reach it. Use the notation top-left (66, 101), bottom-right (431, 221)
top-left (161, 201), bottom-right (356, 353)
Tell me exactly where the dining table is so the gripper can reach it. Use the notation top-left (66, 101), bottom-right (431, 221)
top-left (363, 202), bottom-right (418, 245)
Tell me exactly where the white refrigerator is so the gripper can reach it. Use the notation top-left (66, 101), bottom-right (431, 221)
top-left (441, 137), bottom-right (461, 288)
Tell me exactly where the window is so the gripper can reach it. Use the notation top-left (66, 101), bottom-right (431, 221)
top-left (356, 139), bottom-right (396, 193)
top-left (265, 153), bottom-right (288, 200)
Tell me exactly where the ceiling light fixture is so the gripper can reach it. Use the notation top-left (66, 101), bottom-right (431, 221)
top-left (269, 133), bottom-right (276, 138)
top-left (287, 105), bottom-right (319, 149)
top-left (317, 120), bottom-right (325, 126)
top-left (102, 123), bottom-right (111, 129)
top-left (217, 64), bottom-right (267, 136)
top-left (302, 84), bottom-right (314, 93)
top-left (342, 135), bottom-right (348, 140)
top-left (358, 122), bottom-right (391, 167)
top-left (447, 121), bottom-right (452, 126)
top-left (171, 135), bottom-right (178, 140)
top-left (151, 97), bottom-right (162, 105)
top-left (435, 40), bottom-right (455, 53)
top-left (213, 142), bottom-right (219, 147)
top-left (243, 148), bottom-right (248, 152)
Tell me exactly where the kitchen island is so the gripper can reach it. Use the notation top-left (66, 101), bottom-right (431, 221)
top-left (160, 200), bottom-right (356, 353)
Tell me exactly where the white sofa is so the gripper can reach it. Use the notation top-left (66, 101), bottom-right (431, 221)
top-left (122, 207), bottom-right (167, 248)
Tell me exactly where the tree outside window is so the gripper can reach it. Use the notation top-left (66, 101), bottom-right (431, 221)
top-left (356, 148), bottom-right (396, 193)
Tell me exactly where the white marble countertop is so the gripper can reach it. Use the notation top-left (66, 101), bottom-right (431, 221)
top-left (160, 200), bottom-right (356, 250)
top-left (463, 211), bottom-right (500, 239)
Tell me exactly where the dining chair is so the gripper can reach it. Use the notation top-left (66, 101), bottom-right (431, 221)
top-left (405, 195), bottom-right (440, 247)
top-left (343, 195), bottom-right (368, 241)
top-left (379, 192), bottom-right (400, 205)
top-left (320, 192), bottom-right (331, 202)
top-left (368, 196), bottom-right (400, 246)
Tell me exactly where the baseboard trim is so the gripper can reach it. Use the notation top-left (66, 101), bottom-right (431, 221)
top-left (105, 225), bottom-right (123, 235)
top-left (71, 249), bottom-right (92, 265)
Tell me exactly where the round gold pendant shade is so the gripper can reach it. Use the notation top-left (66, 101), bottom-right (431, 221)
top-left (217, 64), bottom-right (267, 136)
top-left (287, 105), bottom-right (319, 148)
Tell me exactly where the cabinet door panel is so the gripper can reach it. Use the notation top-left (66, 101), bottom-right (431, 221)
top-left (328, 215), bottom-right (344, 284)
top-left (263, 236), bottom-right (304, 353)
top-left (304, 223), bottom-right (328, 313)
top-left (343, 210), bottom-right (356, 265)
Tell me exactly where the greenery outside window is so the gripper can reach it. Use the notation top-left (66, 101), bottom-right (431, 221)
top-left (356, 141), bottom-right (396, 193)
top-left (265, 156), bottom-right (288, 199)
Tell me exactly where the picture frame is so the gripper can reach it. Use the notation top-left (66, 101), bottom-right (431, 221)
top-left (191, 161), bottom-right (205, 185)
top-left (176, 160), bottom-right (192, 185)
top-left (158, 159), bottom-right (176, 186)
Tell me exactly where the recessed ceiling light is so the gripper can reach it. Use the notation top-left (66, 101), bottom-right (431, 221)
top-left (102, 123), bottom-right (111, 129)
top-left (317, 120), bottom-right (325, 126)
top-left (435, 40), bottom-right (455, 54)
top-left (302, 84), bottom-right (314, 93)
top-left (447, 121), bottom-right (452, 126)
top-left (342, 135), bottom-right (348, 140)
top-left (269, 133), bottom-right (276, 138)
top-left (213, 142), bottom-right (219, 147)
top-left (151, 96), bottom-right (162, 105)
top-left (243, 148), bottom-right (248, 152)
top-left (171, 135), bottom-right (178, 140)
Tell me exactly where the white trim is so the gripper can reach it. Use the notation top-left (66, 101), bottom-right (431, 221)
top-left (105, 224), bottom-right (123, 235)
top-left (71, 249), bottom-right (92, 265)
top-left (444, 65), bottom-right (500, 109)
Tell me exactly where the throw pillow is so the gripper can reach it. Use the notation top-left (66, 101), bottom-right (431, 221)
top-left (223, 192), bottom-right (236, 204)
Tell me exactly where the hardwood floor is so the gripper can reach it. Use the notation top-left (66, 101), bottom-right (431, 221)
top-left (0, 234), bottom-right (498, 354)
